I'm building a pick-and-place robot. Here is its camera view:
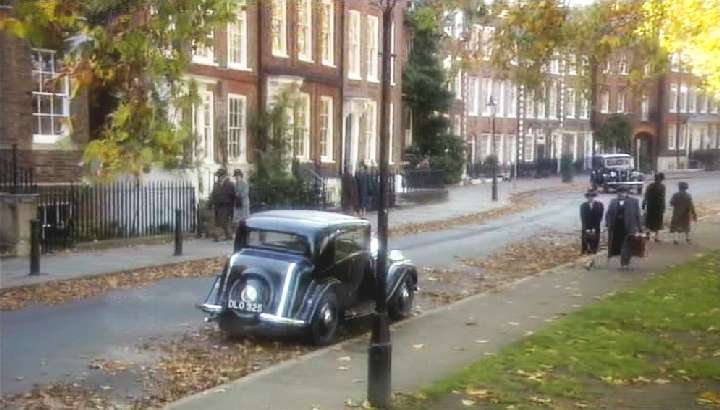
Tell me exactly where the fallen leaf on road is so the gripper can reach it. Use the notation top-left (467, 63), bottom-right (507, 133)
top-left (337, 366), bottom-right (349, 371)
top-left (413, 344), bottom-right (425, 350)
top-left (697, 391), bottom-right (720, 406)
top-left (466, 388), bottom-right (490, 398)
top-left (461, 399), bottom-right (476, 406)
top-left (338, 356), bottom-right (352, 362)
top-left (475, 339), bottom-right (489, 344)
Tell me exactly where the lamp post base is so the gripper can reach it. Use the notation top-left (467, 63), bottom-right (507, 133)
top-left (492, 177), bottom-right (499, 201)
top-left (367, 312), bottom-right (392, 408)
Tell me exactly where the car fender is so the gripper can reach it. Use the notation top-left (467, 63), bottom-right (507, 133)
top-left (385, 262), bottom-right (418, 303)
top-left (298, 278), bottom-right (343, 323)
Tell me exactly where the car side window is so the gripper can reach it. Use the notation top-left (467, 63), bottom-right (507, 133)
top-left (334, 229), bottom-right (364, 263)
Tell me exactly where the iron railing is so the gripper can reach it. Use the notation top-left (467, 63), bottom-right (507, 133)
top-left (37, 180), bottom-right (196, 253)
top-left (249, 177), bottom-right (328, 213)
top-left (0, 145), bottom-right (36, 194)
top-left (402, 169), bottom-right (446, 191)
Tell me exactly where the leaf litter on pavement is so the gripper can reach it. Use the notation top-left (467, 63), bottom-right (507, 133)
top-left (0, 257), bottom-right (225, 311)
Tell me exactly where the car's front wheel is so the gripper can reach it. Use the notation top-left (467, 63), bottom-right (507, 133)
top-left (389, 277), bottom-right (415, 320)
top-left (309, 291), bottom-right (339, 346)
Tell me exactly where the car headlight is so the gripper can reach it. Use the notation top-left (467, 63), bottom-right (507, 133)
top-left (241, 284), bottom-right (259, 303)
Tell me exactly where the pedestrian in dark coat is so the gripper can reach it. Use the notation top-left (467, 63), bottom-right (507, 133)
top-left (341, 171), bottom-right (359, 215)
top-left (670, 181), bottom-right (697, 244)
top-left (210, 169), bottom-right (236, 241)
top-left (355, 162), bottom-right (371, 217)
top-left (605, 186), bottom-right (642, 269)
top-left (580, 190), bottom-right (604, 256)
top-left (642, 172), bottom-right (666, 241)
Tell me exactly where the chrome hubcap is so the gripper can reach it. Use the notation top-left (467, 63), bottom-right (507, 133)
top-left (321, 305), bottom-right (334, 325)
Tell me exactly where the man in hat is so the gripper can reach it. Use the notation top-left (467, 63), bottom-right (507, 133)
top-left (605, 185), bottom-right (642, 269)
top-left (209, 168), bottom-right (236, 241)
top-left (580, 189), bottom-right (604, 256)
top-left (670, 181), bottom-right (697, 244)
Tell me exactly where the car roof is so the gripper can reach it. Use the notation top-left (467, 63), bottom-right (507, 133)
top-left (246, 210), bottom-right (369, 233)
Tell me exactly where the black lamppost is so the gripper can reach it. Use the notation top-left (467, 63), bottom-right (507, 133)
top-left (367, 1), bottom-right (397, 408)
top-left (487, 96), bottom-right (498, 201)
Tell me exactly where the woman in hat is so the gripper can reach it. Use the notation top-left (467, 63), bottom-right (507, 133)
top-left (642, 172), bottom-right (666, 242)
top-left (670, 181), bottom-right (697, 244)
top-left (605, 185), bottom-right (642, 269)
top-left (580, 189), bottom-right (604, 255)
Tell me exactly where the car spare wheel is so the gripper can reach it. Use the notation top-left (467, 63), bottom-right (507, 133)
top-left (389, 277), bottom-right (415, 320)
top-left (310, 290), bottom-right (339, 346)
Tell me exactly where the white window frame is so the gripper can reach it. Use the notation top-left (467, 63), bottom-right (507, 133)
top-left (548, 82), bottom-right (557, 119)
top-left (366, 15), bottom-right (380, 82)
top-left (31, 48), bottom-right (70, 144)
top-left (600, 90), bottom-right (610, 114)
top-left (566, 87), bottom-right (576, 118)
top-left (297, 0), bottom-right (313, 62)
top-left (641, 94), bottom-right (649, 121)
top-left (468, 77), bottom-right (479, 116)
top-left (192, 29), bottom-right (216, 65)
top-left (616, 91), bottom-right (626, 113)
top-left (293, 92), bottom-right (311, 160)
top-left (580, 94), bottom-right (590, 119)
top-left (567, 54), bottom-right (577, 75)
top-left (271, 0), bottom-right (288, 58)
top-left (348, 10), bottom-right (361, 80)
top-left (227, 94), bottom-right (247, 163)
top-left (227, 3), bottom-right (249, 70)
top-left (454, 69), bottom-right (463, 100)
top-left (389, 103), bottom-right (395, 164)
top-left (320, 96), bottom-right (334, 162)
top-left (618, 57), bottom-right (629, 75)
top-left (688, 86), bottom-right (696, 113)
top-left (390, 21), bottom-right (396, 86)
top-left (482, 78), bottom-right (493, 116)
top-left (679, 85), bottom-right (688, 112)
top-left (193, 87), bottom-right (215, 164)
top-left (669, 84), bottom-right (678, 113)
top-left (526, 89), bottom-right (535, 118)
top-left (364, 101), bottom-right (377, 163)
top-left (320, 0), bottom-right (335, 67)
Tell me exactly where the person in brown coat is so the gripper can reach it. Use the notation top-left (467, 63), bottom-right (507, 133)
top-left (670, 181), bottom-right (697, 244)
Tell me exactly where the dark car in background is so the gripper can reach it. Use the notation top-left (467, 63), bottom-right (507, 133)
top-left (198, 210), bottom-right (418, 345)
top-left (590, 154), bottom-right (645, 194)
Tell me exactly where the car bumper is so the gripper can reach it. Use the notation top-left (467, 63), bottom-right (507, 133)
top-left (198, 303), bottom-right (307, 336)
top-left (605, 181), bottom-right (643, 186)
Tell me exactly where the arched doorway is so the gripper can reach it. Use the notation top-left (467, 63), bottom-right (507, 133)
top-left (634, 131), bottom-right (655, 173)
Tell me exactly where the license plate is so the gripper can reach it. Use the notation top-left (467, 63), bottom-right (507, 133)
top-left (228, 300), bottom-right (263, 313)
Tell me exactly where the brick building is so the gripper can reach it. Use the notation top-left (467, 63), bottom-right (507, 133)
top-left (0, 5), bottom-right (90, 183)
top-left (1, 1), bottom-right (409, 196)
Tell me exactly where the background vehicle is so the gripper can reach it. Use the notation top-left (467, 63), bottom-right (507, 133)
top-left (590, 154), bottom-right (645, 194)
top-left (198, 210), bottom-right (417, 345)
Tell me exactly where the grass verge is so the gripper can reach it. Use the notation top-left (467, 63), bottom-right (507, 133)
top-left (396, 251), bottom-right (720, 409)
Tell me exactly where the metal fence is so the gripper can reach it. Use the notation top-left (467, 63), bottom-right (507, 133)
top-left (0, 145), bottom-right (36, 194)
top-left (340, 170), bottom-right (397, 211)
top-left (401, 169), bottom-right (446, 191)
top-left (37, 180), bottom-right (196, 253)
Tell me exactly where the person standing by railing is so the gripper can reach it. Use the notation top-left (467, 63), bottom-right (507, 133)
top-left (356, 162), bottom-right (370, 218)
top-left (209, 169), bottom-right (235, 241)
top-left (233, 169), bottom-right (250, 226)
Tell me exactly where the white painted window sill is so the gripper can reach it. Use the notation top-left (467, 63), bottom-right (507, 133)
top-left (228, 64), bottom-right (252, 72)
top-left (321, 61), bottom-right (336, 68)
top-left (320, 158), bottom-right (335, 164)
top-left (348, 74), bottom-right (362, 81)
top-left (32, 134), bottom-right (66, 145)
top-left (299, 56), bottom-right (314, 63)
top-left (192, 58), bottom-right (218, 66)
top-left (272, 52), bottom-right (289, 59)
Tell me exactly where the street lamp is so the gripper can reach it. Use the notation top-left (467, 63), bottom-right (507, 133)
top-left (487, 96), bottom-right (498, 201)
top-left (367, 2), bottom-right (397, 408)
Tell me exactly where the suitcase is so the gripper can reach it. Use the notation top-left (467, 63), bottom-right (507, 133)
top-left (629, 234), bottom-right (648, 257)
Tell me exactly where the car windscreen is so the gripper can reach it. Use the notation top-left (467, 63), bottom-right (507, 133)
top-left (246, 229), bottom-right (309, 255)
top-left (605, 158), bottom-right (630, 167)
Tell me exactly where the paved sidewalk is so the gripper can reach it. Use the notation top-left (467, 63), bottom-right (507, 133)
top-left (170, 214), bottom-right (720, 410)
top-left (0, 177), bottom-right (567, 289)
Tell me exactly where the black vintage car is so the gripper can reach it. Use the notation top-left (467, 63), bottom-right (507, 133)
top-left (590, 154), bottom-right (645, 194)
top-left (198, 210), bottom-right (418, 345)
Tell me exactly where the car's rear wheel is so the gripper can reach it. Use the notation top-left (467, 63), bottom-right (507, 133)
top-left (389, 277), bottom-right (415, 321)
top-left (309, 291), bottom-right (339, 346)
